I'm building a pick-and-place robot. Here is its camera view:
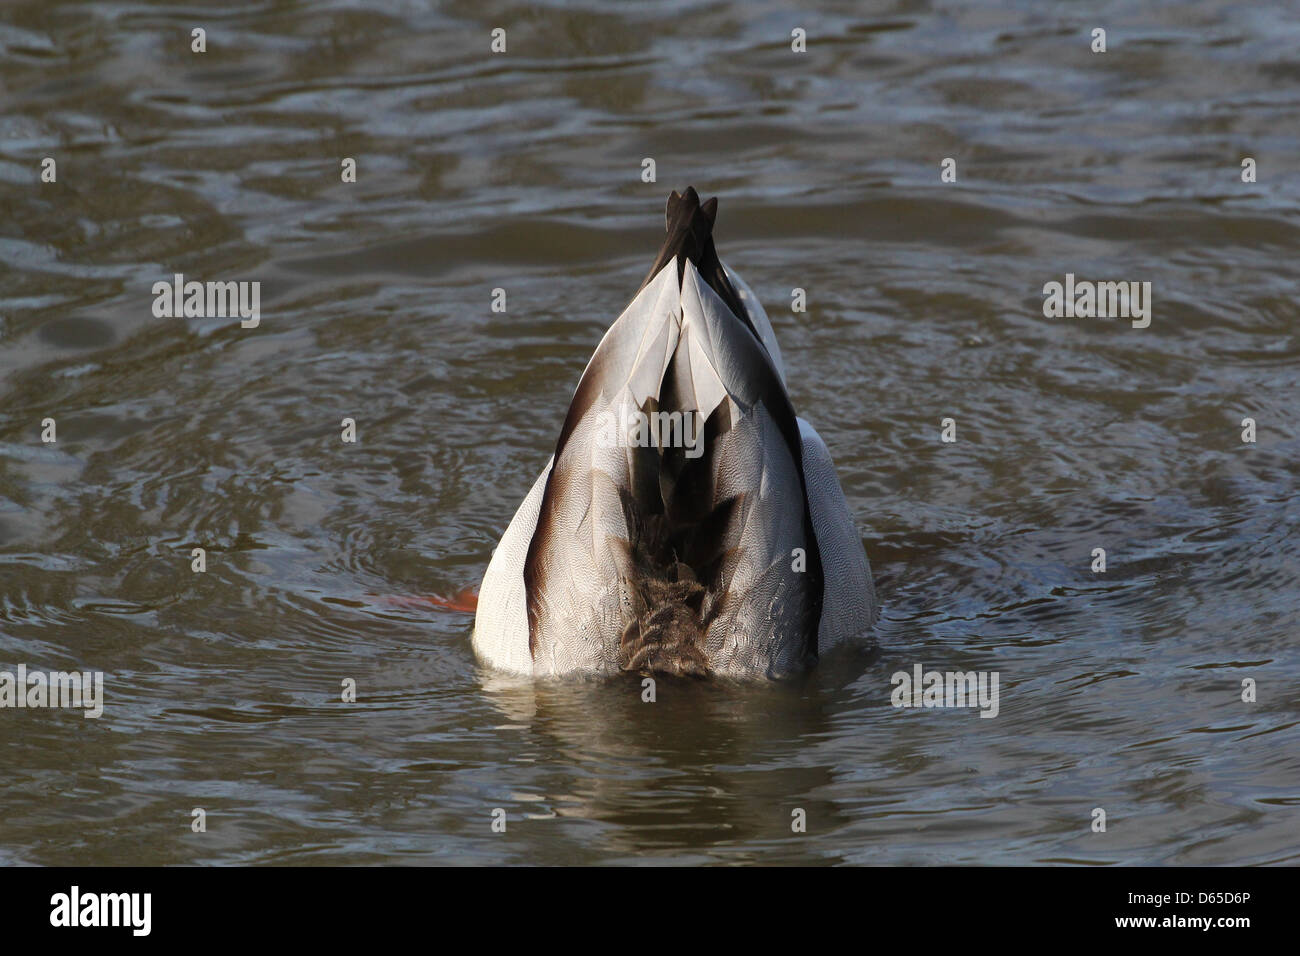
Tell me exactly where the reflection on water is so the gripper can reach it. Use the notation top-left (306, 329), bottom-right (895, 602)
top-left (0, 0), bottom-right (1297, 865)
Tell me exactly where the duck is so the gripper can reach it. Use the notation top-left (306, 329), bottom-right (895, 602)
top-left (473, 187), bottom-right (876, 679)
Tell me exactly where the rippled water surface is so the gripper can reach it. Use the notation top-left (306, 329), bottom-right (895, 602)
top-left (1, 0), bottom-right (1298, 865)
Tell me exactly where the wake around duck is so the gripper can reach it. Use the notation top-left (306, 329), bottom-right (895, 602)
top-left (474, 188), bottom-right (876, 679)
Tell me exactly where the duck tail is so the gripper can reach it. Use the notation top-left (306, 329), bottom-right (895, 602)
top-left (639, 186), bottom-right (754, 337)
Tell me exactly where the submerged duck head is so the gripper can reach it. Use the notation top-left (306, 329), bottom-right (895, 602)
top-left (474, 188), bottom-right (875, 679)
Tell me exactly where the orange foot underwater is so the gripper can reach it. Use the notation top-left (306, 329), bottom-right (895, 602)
top-left (382, 588), bottom-right (479, 613)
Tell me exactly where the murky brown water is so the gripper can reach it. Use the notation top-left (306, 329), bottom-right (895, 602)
top-left (1, 0), bottom-right (1297, 865)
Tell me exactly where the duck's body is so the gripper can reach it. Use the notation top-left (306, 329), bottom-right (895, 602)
top-left (473, 188), bottom-right (875, 679)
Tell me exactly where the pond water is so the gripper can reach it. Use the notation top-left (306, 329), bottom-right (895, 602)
top-left (0, 0), bottom-right (1297, 864)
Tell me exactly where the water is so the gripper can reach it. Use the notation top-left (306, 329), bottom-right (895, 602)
top-left (1, 0), bottom-right (1297, 865)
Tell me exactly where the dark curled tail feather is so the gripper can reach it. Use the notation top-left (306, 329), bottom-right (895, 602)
top-left (639, 186), bottom-right (755, 339)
